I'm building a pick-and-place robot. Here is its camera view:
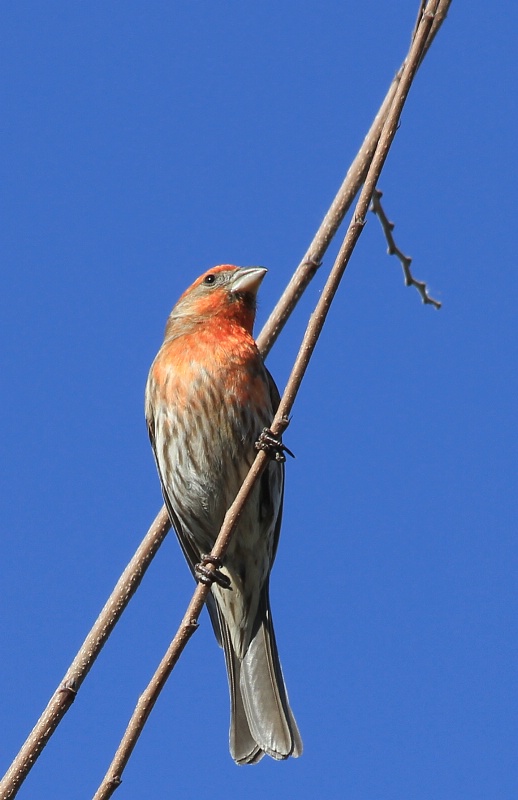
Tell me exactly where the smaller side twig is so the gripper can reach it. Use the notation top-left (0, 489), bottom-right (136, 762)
top-left (370, 188), bottom-right (442, 309)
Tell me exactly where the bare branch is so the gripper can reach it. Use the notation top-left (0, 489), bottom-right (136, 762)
top-left (0, 509), bottom-right (171, 800)
top-left (370, 188), bottom-right (442, 309)
top-left (92, 5), bottom-right (441, 796)
top-left (257, 0), bottom-right (451, 357)
top-left (0, 3), bottom-right (452, 798)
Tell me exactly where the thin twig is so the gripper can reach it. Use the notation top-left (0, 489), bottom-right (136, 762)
top-left (0, 3), bottom-right (452, 798)
top-left (92, 5), bottom-right (440, 797)
top-left (370, 188), bottom-right (442, 308)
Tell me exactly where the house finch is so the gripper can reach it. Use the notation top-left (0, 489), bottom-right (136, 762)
top-left (145, 265), bottom-right (302, 764)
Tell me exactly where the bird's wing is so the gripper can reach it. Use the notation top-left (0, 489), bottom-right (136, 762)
top-left (146, 414), bottom-right (223, 646)
top-left (264, 366), bottom-right (285, 566)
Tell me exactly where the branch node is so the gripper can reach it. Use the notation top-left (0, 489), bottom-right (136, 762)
top-left (302, 254), bottom-right (323, 273)
top-left (58, 680), bottom-right (78, 699)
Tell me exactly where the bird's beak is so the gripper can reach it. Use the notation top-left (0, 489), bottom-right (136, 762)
top-left (230, 267), bottom-right (267, 296)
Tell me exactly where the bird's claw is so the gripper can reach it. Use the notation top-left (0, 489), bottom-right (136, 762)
top-left (195, 555), bottom-right (232, 589)
top-left (255, 427), bottom-right (295, 463)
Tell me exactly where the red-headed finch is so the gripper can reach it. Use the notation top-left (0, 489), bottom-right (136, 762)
top-left (145, 265), bottom-right (302, 764)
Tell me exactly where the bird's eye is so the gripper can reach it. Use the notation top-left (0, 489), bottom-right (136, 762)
top-left (203, 274), bottom-right (216, 285)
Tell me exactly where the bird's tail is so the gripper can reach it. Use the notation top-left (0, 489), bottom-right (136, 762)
top-left (219, 592), bottom-right (303, 765)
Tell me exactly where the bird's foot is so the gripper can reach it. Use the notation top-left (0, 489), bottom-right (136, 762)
top-left (195, 555), bottom-right (231, 589)
top-left (255, 427), bottom-right (294, 463)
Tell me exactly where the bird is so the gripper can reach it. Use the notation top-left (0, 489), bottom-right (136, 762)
top-left (145, 265), bottom-right (302, 764)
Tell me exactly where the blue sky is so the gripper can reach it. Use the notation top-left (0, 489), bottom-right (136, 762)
top-left (1, 2), bottom-right (517, 798)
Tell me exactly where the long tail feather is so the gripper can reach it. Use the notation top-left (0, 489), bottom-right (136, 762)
top-left (220, 591), bottom-right (302, 764)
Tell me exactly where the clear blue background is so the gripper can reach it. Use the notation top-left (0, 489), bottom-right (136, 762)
top-left (1, 2), bottom-right (517, 798)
